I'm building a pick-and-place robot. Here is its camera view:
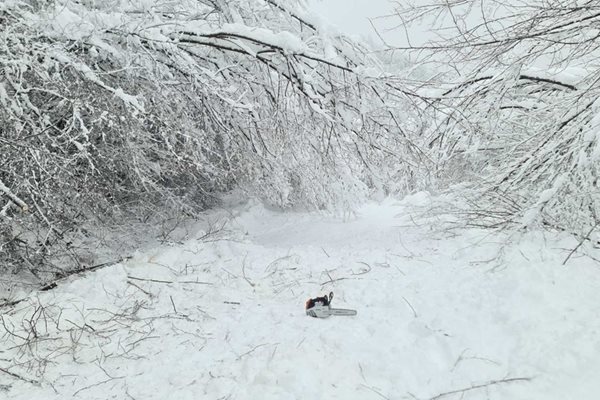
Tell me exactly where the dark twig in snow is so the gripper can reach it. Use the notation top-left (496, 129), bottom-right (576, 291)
top-left (321, 269), bottom-right (350, 286)
top-left (179, 280), bottom-right (213, 285)
top-left (428, 377), bottom-right (532, 400)
top-left (401, 296), bottom-right (418, 318)
top-left (1, 258), bottom-right (132, 309)
top-left (73, 376), bottom-right (125, 397)
top-left (0, 298), bottom-right (26, 310)
top-left (236, 343), bottom-right (276, 361)
top-left (127, 276), bottom-right (173, 284)
top-left (320, 276), bottom-right (349, 286)
top-left (563, 223), bottom-right (599, 265)
top-left (0, 366), bottom-right (40, 386)
top-left (40, 257), bottom-right (132, 291)
top-left (241, 257), bottom-right (255, 288)
top-left (169, 295), bottom-right (178, 314)
top-left (359, 384), bottom-right (391, 400)
top-left (126, 281), bottom-right (153, 297)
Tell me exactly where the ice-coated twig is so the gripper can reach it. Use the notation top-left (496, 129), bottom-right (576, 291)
top-left (0, 179), bottom-right (28, 212)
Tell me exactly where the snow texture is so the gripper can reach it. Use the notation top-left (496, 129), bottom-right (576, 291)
top-left (1, 195), bottom-right (599, 399)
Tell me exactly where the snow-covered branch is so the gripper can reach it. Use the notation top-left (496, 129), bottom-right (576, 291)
top-left (1, 0), bottom-right (422, 278)
top-left (394, 0), bottom-right (600, 234)
top-left (0, 180), bottom-right (28, 213)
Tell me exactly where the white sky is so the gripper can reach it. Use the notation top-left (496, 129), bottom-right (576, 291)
top-left (307, 0), bottom-right (500, 49)
top-left (307, 0), bottom-right (426, 47)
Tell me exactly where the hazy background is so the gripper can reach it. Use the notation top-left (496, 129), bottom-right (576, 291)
top-left (307, 0), bottom-right (410, 47)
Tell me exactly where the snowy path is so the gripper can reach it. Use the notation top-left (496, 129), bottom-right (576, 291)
top-left (1, 196), bottom-right (600, 399)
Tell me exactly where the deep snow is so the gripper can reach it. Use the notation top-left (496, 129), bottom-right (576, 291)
top-left (1, 195), bottom-right (599, 399)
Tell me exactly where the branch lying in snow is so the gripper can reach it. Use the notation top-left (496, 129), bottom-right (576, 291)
top-left (428, 377), bottom-right (532, 400)
top-left (0, 366), bottom-right (40, 386)
top-left (127, 280), bottom-right (153, 297)
top-left (40, 257), bottom-right (133, 291)
top-left (127, 276), bottom-right (213, 285)
top-left (127, 276), bottom-right (174, 284)
top-left (320, 269), bottom-right (350, 286)
top-left (235, 343), bottom-right (278, 361)
top-left (0, 257), bottom-right (131, 309)
top-left (72, 376), bottom-right (125, 397)
top-left (359, 384), bottom-right (391, 400)
top-left (241, 257), bottom-right (255, 287)
top-left (401, 296), bottom-right (418, 318)
top-left (169, 295), bottom-right (178, 314)
top-left (563, 223), bottom-right (599, 265)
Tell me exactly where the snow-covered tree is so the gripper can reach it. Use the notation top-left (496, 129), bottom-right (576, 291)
top-left (393, 0), bottom-right (600, 234)
top-left (0, 0), bottom-right (421, 278)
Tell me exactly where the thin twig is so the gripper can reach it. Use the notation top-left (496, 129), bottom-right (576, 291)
top-left (242, 257), bottom-right (255, 288)
top-left (179, 280), bottom-right (213, 285)
top-left (127, 276), bottom-right (173, 284)
top-left (563, 223), bottom-right (598, 265)
top-left (320, 277), bottom-right (349, 286)
top-left (169, 295), bottom-right (178, 314)
top-left (429, 377), bottom-right (532, 400)
top-left (0, 298), bottom-right (25, 309)
top-left (236, 343), bottom-right (276, 360)
top-left (0, 367), bottom-right (39, 385)
top-left (359, 384), bottom-right (390, 400)
top-left (402, 296), bottom-right (418, 318)
top-left (127, 281), bottom-right (153, 297)
top-left (41, 257), bottom-right (132, 291)
top-left (73, 377), bottom-right (125, 397)
top-left (321, 269), bottom-right (349, 286)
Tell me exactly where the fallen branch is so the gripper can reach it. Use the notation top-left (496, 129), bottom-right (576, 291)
top-left (126, 281), bottom-right (153, 297)
top-left (242, 257), bottom-right (255, 288)
top-left (429, 377), bottom-right (532, 400)
top-left (127, 276), bottom-right (173, 284)
top-left (236, 343), bottom-right (276, 360)
top-left (402, 296), bottom-right (418, 318)
top-left (179, 280), bottom-right (213, 285)
top-left (41, 256), bottom-right (132, 291)
top-left (73, 376), bottom-right (125, 397)
top-left (320, 269), bottom-right (350, 286)
top-left (169, 295), bottom-right (178, 314)
top-left (0, 298), bottom-right (26, 309)
top-left (359, 384), bottom-right (390, 400)
top-left (1, 257), bottom-right (132, 309)
top-left (0, 366), bottom-right (39, 386)
top-left (563, 223), bottom-right (598, 265)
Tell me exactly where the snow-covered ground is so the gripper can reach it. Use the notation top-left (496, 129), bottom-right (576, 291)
top-left (1, 194), bottom-right (599, 399)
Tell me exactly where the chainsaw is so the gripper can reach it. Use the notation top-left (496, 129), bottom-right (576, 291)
top-left (305, 292), bottom-right (357, 318)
